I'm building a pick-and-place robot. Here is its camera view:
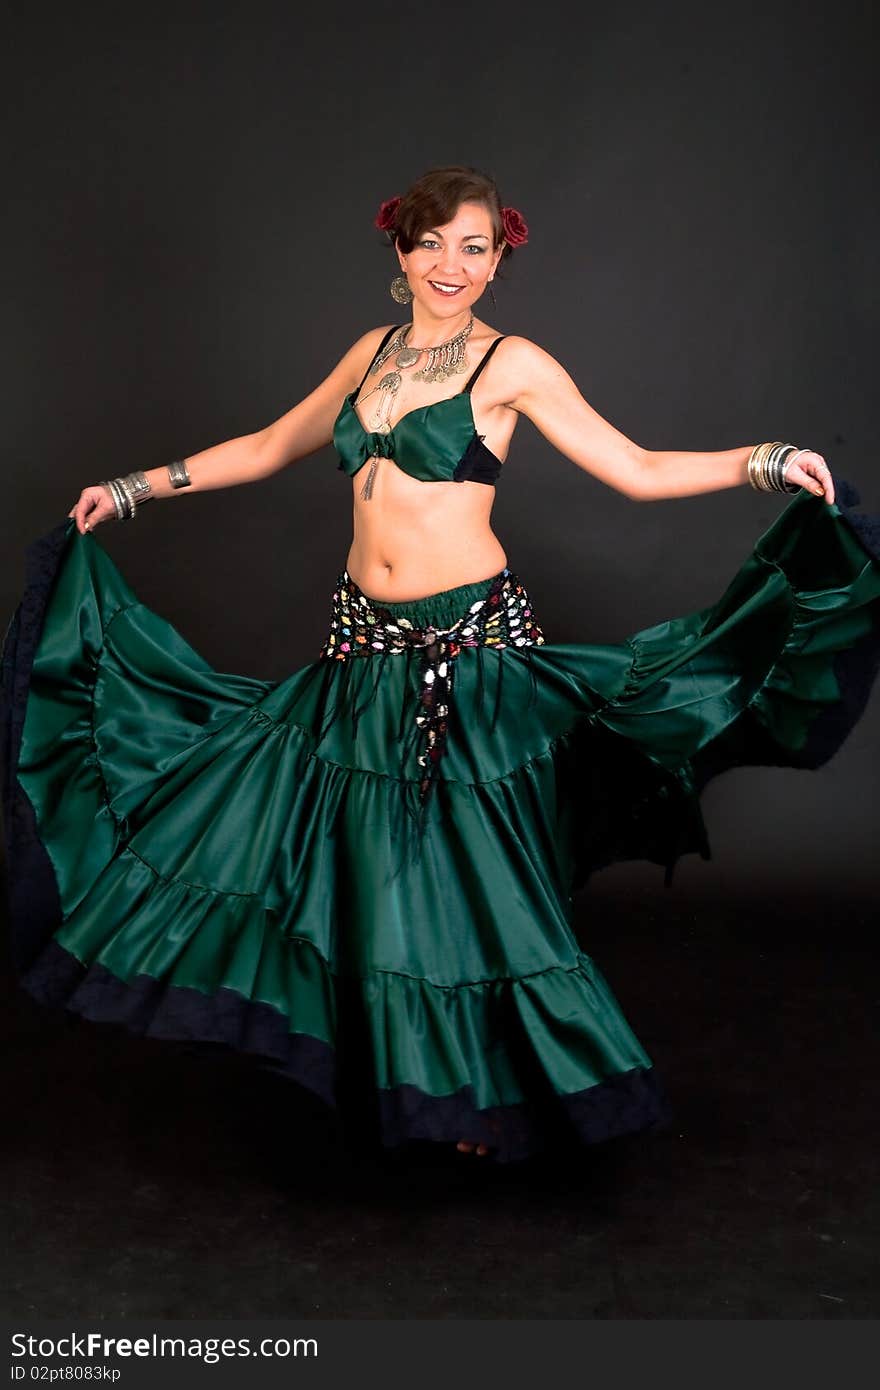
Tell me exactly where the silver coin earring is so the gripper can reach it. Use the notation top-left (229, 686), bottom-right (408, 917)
top-left (390, 274), bottom-right (413, 304)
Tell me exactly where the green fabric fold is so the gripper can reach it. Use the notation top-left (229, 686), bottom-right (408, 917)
top-left (7, 486), bottom-right (880, 1109)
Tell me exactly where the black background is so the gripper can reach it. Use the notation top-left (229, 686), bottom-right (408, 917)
top-left (3, 0), bottom-right (877, 895)
top-left (2, 0), bottom-right (879, 1323)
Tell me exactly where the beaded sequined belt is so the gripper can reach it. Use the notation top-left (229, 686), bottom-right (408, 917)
top-left (318, 567), bottom-right (546, 804)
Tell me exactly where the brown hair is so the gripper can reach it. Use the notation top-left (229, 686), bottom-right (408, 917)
top-left (382, 165), bottom-right (516, 277)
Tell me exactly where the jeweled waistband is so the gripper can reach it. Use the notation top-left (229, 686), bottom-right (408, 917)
top-left (320, 567), bottom-right (544, 656)
top-left (318, 566), bottom-right (546, 805)
top-left (367, 567), bottom-right (512, 627)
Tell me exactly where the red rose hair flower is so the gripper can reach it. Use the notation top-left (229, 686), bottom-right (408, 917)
top-left (375, 196), bottom-right (402, 232)
top-left (501, 206), bottom-right (529, 247)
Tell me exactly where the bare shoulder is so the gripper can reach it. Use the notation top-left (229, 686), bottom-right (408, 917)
top-left (489, 335), bottom-right (569, 411)
top-left (254, 324), bottom-right (399, 473)
top-left (494, 333), bottom-right (561, 378)
top-left (485, 335), bottom-right (646, 496)
top-left (353, 322), bottom-right (400, 354)
top-left (341, 323), bottom-right (399, 390)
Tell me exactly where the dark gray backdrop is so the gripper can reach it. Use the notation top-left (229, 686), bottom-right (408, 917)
top-left (3, 1), bottom-right (877, 897)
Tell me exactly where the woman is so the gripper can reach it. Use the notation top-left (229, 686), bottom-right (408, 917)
top-left (3, 165), bottom-right (879, 1165)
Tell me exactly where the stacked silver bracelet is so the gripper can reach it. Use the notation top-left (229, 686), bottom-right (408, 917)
top-left (100, 460), bottom-right (191, 520)
top-left (747, 442), bottom-right (804, 494)
top-left (100, 471), bottom-right (152, 520)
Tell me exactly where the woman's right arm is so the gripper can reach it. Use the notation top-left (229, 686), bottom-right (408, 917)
top-left (69, 325), bottom-right (394, 533)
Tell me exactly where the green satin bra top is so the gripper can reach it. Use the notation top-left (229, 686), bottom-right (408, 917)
top-left (333, 326), bottom-right (507, 486)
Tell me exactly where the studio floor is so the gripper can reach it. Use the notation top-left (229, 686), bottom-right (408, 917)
top-left (2, 886), bottom-right (877, 1320)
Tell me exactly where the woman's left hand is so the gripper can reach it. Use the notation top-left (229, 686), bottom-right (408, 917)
top-left (783, 450), bottom-right (835, 504)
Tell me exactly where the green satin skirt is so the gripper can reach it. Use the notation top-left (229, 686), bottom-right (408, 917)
top-left (3, 482), bottom-right (879, 1162)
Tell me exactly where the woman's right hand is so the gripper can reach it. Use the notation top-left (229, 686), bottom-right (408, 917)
top-left (68, 485), bottom-right (117, 534)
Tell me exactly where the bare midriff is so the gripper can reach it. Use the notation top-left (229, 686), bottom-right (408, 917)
top-left (345, 459), bottom-right (508, 602)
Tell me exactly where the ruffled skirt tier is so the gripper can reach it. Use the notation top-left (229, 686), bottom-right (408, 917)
top-left (3, 482), bottom-right (879, 1161)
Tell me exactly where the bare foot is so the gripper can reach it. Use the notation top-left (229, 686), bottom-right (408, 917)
top-left (456, 1140), bottom-right (490, 1156)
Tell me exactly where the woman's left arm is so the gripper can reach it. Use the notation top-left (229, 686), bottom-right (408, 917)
top-left (505, 338), bottom-right (832, 502)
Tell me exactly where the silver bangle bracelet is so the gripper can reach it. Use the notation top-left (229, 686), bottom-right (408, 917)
top-left (126, 470), bottom-right (153, 503)
top-left (768, 444), bottom-right (799, 494)
top-left (168, 459), bottom-right (191, 489)
top-left (117, 475), bottom-right (138, 519)
top-left (99, 472), bottom-right (154, 521)
top-left (99, 480), bottom-right (120, 519)
top-left (747, 442), bottom-right (802, 495)
top-left (104, 478), bottom-right (129, 520)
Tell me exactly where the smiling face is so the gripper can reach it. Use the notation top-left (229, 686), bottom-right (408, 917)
top-left (396, 200), bottom-right (505, 321)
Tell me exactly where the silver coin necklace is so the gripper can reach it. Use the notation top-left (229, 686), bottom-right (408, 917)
top-left (355, 314), bottom-right (475, 500)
